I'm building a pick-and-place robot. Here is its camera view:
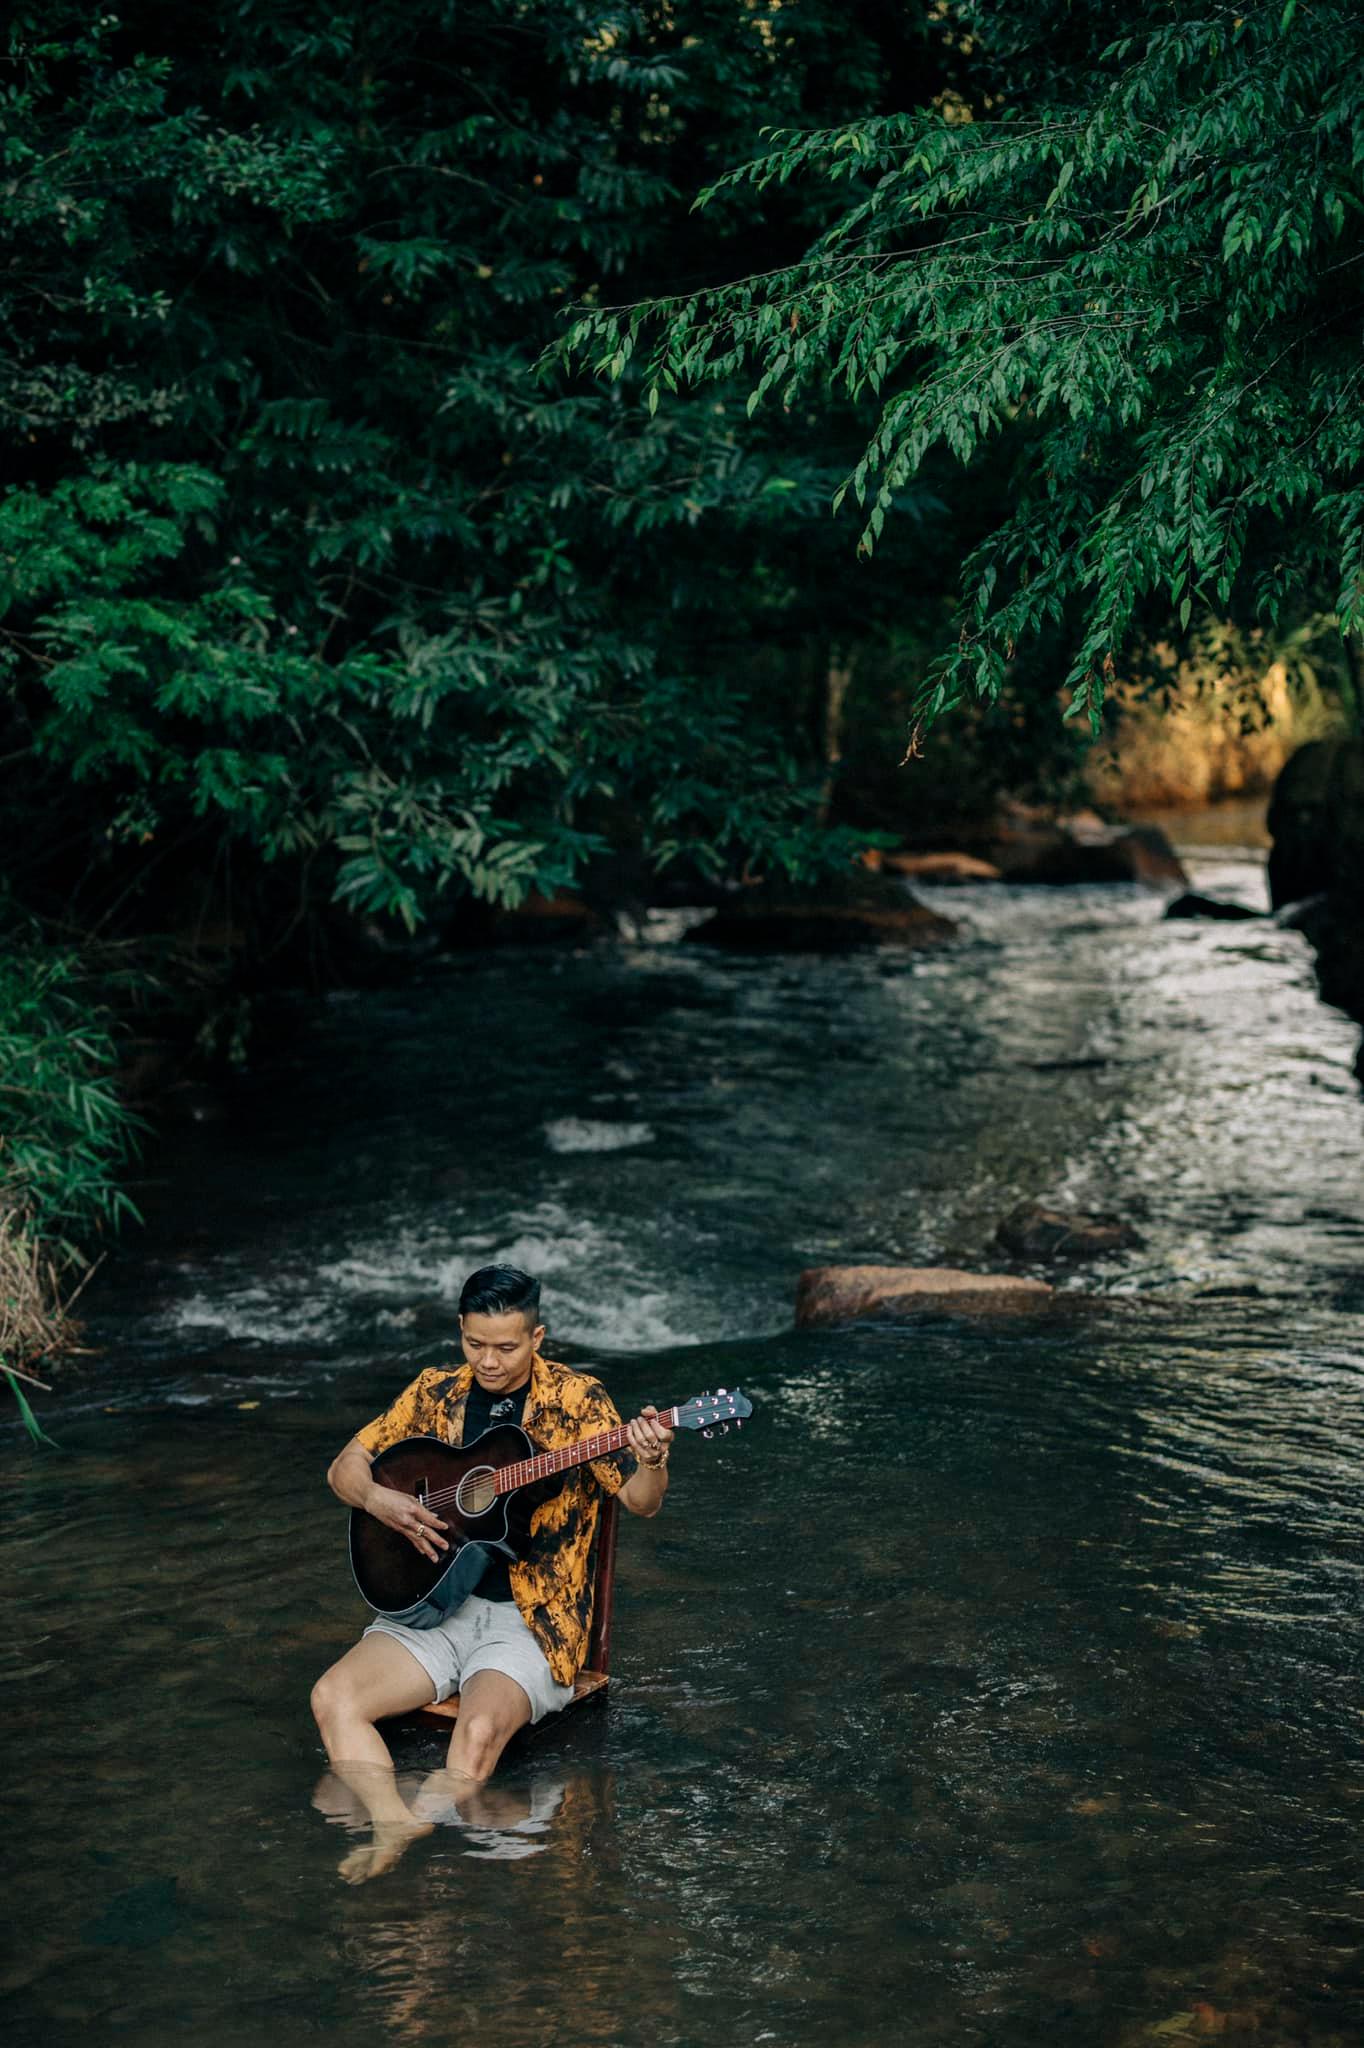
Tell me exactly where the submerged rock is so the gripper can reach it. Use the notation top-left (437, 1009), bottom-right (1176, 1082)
top-left (795, 1264), bottom-right (1054, 1325)
top-left (1164, 892), bottom-right (1264, 921)
top-left (686, 874), bottom-right (957, 952)
top-left (994, 1204), bottom-right (1144, 1261)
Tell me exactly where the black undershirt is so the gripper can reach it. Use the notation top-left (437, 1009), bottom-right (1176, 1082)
top-left (460, 1376), bottom-right (530, 1602)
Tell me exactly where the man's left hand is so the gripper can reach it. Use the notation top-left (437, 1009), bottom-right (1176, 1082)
top-left (626, 1404), bottom-right (673, 1471)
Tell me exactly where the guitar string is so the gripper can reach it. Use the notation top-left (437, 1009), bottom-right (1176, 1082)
top-left (413, 1403), bottom-right (701, 1512)
top-left (419, 1427), bottom-right (625, 1510)
top-left (419, 1411), bottom-right (686, 1510)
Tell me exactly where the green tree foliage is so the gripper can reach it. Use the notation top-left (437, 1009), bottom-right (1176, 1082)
top-left (0, 915), bottom-right (141, 1380)
top-left (0, 923), bottom-right (141, 1253)
top-left (1, 1), bottom-right (951, 936)
top-left (569, 0), bottom-right (1364, 738)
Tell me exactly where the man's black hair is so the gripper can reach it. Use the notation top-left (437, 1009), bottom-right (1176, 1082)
top-left (458, 1264), bottom-right (542, 1325)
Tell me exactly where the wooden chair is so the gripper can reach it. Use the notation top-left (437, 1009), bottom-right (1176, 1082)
top-left (409, 1493), bottom-right (619, 1730)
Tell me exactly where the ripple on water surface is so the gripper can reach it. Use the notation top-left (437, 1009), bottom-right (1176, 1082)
top-left (89, 843), bottom-right (1363, 1380)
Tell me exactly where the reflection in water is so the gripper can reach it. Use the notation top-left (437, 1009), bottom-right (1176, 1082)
top-left (312, 1761), bottom-right (439, 1885)
top-left (313, 1765), bottom-right (571, 1866)
top-left (313, 1767), bottom-right (640, 2048)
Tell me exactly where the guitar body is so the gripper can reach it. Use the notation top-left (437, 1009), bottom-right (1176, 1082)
top-left (349, 1426), bottom-right (546, 1627)
top-left (343, 1386), bottom-right (753, 1631)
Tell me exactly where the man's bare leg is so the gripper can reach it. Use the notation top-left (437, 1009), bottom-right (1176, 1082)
top-left (311, 1634), bottom-right (438, 1884)
top-left (406, 1671), bottom-right (534, 1848)
top-left (443, 1668), bottom-right (533, 1784)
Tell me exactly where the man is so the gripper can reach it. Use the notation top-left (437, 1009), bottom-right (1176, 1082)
top-left (311, 1262), bottom-right (672, 1880)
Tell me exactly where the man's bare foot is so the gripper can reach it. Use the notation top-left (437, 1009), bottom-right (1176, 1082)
top-left (337, 1813), bottom-right (434, 1885)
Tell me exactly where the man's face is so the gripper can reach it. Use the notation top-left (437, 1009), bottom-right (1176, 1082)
top-left (460, 1308), bottom-right (543, 1393)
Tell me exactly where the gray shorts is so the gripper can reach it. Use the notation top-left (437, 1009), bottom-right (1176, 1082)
top-left (363, 1595), bottom-right (573, 1725)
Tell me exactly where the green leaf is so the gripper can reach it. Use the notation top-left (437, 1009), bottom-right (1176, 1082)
top-left (3, 1369), bottom-right (61, 1451)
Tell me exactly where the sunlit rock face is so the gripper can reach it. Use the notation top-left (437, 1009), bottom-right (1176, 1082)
top-left (879, 851), bottom-right (1002, 884)
top-left (1084, 652), bottom-right (1342, 811)
top-left (1269, 740), bottom-right (1364, 1030)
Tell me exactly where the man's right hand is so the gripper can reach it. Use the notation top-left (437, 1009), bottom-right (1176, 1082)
top-left (365, 1483), bottom-right (449, 1562)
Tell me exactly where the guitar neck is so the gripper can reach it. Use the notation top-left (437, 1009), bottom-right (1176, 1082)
top-left (496, 1405), bottom-right (679, 1497)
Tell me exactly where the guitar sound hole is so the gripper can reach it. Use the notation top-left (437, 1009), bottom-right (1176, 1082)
top-left (455, 1466), bottom-right (497, 1516)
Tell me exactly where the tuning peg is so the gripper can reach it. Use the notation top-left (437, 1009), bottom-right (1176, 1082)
top-left (718, 1385), bottom-right (728, 1396)
top-left (702, 1427), bottom-right (713, 1440)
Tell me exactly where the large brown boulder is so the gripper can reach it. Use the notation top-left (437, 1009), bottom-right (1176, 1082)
top-left (975, 799), bottom-right (1188, 887)
top-left (795, 1264), bottom-right (1054, 1326)
top-left (981, 798), bottom-right (1071, 877)
top-left (686, 873), bottom-right (957, 952)
top-left (1106, 826), bottom-right (1191, 887)
top-left (1005, 824), bottom-right (1189, 888)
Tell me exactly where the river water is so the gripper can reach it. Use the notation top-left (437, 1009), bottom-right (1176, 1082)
top-left (5, 823), bottom-right (1364, 2048)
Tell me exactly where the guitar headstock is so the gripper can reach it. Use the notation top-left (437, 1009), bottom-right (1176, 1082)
top-left (673, 1387), bottom-right (753, 1438)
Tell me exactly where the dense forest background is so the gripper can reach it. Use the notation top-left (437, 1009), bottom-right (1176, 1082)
top-left (2, 0), bottom-right (1361, 1354)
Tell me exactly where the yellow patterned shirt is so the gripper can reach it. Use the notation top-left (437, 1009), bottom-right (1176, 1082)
top-left (354, 1352), bottom-right (634, 1686)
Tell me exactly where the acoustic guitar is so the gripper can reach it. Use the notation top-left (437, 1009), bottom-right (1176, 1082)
top-left (349, 1386), bottom-right (753, 1628)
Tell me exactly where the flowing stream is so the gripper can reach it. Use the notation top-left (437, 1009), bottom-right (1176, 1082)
top-left (5, 816), bottom-right (1364, 2048)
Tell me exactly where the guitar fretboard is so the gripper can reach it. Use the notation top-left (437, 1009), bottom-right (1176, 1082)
top-left (495, 1408), bottom-right (680, 1496)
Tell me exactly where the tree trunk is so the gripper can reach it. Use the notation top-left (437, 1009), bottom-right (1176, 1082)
top-left (817, 651), bottom-right (855, 826)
